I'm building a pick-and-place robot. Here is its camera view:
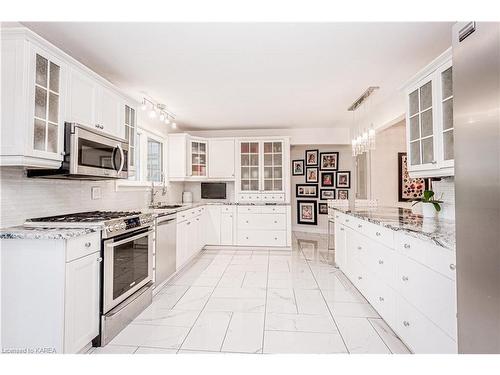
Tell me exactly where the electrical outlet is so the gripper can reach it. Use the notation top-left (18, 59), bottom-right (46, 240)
top-left (91, 186), bottom-right (102, 200)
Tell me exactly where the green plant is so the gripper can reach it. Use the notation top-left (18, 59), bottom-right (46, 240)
top-left (411, 190), bottom-right (444, 212)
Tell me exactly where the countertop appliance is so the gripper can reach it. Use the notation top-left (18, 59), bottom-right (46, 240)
top-left (182, 191), bottom-right (193, 203)
top-left (453, 22), bottom-right (500, 353)
top-left (201, 182), bottom-right (226, 199)
top-left (154, 213), bottom-right (177, 289)
top-left (27, 122), bottom-right (129, 180)
top-left (26, 210), bottom-right (155, 346)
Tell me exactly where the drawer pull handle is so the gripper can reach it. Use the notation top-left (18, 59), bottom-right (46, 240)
top-left (404, 243), bottom-right (411, 249)
top-left (335, 215), bottom-right (339, 218)
top-left (274, 237), bottom-right (277, 240)
top-left (357, 276), bottom-right (362, 280)
top-left (375, 232), bottom-right (381, 237)
top-left (378, 260), bottom-right (384, 265)
top-left (346, 219), bottom-right (350, 222)
top-left (379, 296), bottom-right (384, 302)
top-left (246, 220), bottom-right (249, 223)
top-left (85, 242), bottom-right (92, 248)
top-left (357, 246), bottom-right (362, 250)
top-left (274, 221), bottom-right (277, 224)
top-left (402, 276), bottom-right (409, 282)
top-left (246, 236), bottom-right (249, 240)
top-left (449, 264), bottom-right (456, 270)
top-left (403, 321), bottom-right (410, 327)
top-left (340, 228), bottom-right (344, 231)
top-left (96, 257), bottom-right (103, 263)
top-left (358, 224), bottom-right (362, 228)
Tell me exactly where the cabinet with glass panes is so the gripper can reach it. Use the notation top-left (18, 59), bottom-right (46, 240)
top-left (190, 140), bottom-right (207, 177)
top-left (403, 48), bottom-right (454, 178)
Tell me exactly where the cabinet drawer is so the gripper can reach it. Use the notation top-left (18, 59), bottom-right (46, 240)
top-left (237, 206), bottom-right (261, 214)
top-left (368, 277), bottom-right (397, 328)
top-left (237, 230), bottom-right (286, 247)
top-left (368, 242), bottom-right (397, 287)
top-left (362, 220), bottom-right (394, 248)
top-left (66, 232), bottom-right (100, 262)
top-left (238, 213), bottom-right (286, 230)
top-left (396, 295), bottom-right (457, 353)
top-left (397, 233), bottom-right (456, 281)
top-left (396, 254), bottom-right (457, 339)
top-left (221, 206), bottom-right (234, 214)
top-left (261, 205), bottom-right (287, 214)
top-left (261, 193), bottom-right (285, 202)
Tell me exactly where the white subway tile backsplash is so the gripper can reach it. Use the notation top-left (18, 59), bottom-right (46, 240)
top-left (432, 177), bottom-right (455, 220)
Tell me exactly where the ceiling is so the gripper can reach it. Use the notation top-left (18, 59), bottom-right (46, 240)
top-left (22, 22), bottom-right (453, 130)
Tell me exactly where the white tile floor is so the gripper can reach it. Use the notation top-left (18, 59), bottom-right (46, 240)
top-left (90, 231), bottom-right (410, 354)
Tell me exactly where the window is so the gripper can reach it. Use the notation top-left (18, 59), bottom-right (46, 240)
top-left (147, 138), bottom-right (163, 182)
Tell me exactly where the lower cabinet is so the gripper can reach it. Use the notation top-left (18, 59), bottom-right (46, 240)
top-left (221, 211), bottom-right (234, 245)
top-left (0, 232), bottom-right (101, 353)
top-left (334, 212), bottom-right (457, 354)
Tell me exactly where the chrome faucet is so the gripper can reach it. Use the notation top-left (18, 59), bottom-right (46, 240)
top-left (150, 173), bottom-right (167, 207)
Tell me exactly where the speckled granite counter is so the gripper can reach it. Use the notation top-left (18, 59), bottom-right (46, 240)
top-left (0, 226), bottom-right (99, 240)
top-left (332, 206), bottom-right (456, 251)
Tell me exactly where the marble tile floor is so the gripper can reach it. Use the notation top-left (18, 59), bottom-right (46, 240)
top-left (90, 231), bottom-right (410, 355)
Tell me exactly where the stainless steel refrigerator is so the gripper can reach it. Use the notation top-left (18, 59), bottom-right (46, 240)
top-left (453, 22), bottom-right (500, 353)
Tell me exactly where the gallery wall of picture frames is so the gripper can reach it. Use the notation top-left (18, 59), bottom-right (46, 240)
top-left (292, 149), bottom-right (351, 225)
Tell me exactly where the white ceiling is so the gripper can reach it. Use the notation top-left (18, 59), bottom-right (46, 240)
top-left (22, 22), bottom-right (452, 130)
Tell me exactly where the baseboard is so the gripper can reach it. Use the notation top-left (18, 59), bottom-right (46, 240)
top-left (292, 226), bottom-right (328, 234)
top-left (204, 245), bottom-right (291, 251)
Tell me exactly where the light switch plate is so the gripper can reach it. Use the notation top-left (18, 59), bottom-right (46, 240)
top-left (91, 186), bottom-right (102, 200)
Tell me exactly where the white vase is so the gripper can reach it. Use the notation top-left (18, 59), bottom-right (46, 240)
top-left (422, 203), bottom-right (438, 218)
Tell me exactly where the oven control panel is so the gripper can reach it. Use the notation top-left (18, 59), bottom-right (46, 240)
top-left (103, 214), bottom-right (154, 238)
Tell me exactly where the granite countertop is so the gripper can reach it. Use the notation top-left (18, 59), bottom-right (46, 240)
top-left (332, 206), bottom-right (456, 251)
top-left (0, 226), bottom-right (99, 240)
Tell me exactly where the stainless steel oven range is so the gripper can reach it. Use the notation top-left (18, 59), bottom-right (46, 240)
top-left (26, 210), bottom-right (155, 346)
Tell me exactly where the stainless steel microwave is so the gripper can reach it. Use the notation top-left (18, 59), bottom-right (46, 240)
top-left (28, 122), bottom-right (129, 180)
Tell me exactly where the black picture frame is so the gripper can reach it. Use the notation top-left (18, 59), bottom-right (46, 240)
top-left (318, 203), bottom-right (328, 215)
top-left (320, 188), bottom-right (336, 200)
top-left (321, 172), bottom-right (335, 187)
top-left (398, 152), bottom-right (427, 202)
top-left (297, 200), bottom-right (317, 225)
top-left (305, 149), bottom-right (319, 166)
top-left (319, 152), bottom-right (339, 171)
top-left (337, 189), bottom-right (349, 200)
top-left (336, 171), bottom-right (351, 188)
top-left (305, 167), bottom-right (319, 183)
top-left (296, 184), bottom-right (318, 198)
top-left (292, 159), bottom-right (305, 176)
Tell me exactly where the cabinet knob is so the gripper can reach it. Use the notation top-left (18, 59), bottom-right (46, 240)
top-left (358, 224), bottom-right (362, 228)
top-left (449, 264), bottom-right (456, 270)
top-left (274, 221), bottom-right (277, 224)
top-left (346, 219), bottom-right (350, 222)
top-left (274, 237), bottom-right (277, 240)
top-left (96, 257), bottom-right (103, 263)
top-left (402, 276), bottom-right (409, 282)
top-left (246, 236), bottom-right (249, 240)
top-left (246, 220), bottom-right (249, 223)
top-left (378, 259), bottom-right (384, 265)
top-left (403, 321), bottom-right (410, 327)
top-left (379, 296), bottom-right (384, 302)
top-left (340, 228), bottom-right (344, 231)
top-left (357, 246), bottom-right (362, 250)
top-left (431, 160), bottom-right (437, 164)
top-left (85, 242), bottom-right (92, 248)
top-left (404, 243), bottom-right (411, 249)
top-left (375, 232), bottom-right (381, 237)
top-left (358, 276), bottom-right (363, 280)
top-left (187, 222), bottom-right (191, 225)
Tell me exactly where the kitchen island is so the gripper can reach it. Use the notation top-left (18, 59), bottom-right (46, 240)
top-left (330, 204), bottom-right (457, 354)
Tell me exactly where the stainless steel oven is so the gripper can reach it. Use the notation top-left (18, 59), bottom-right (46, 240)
top-left (103, 227), bottom-right (154, 313)
top-left (27, 122), bottom-right (129, 180)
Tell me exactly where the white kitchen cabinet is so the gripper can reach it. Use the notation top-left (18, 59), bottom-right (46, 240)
top-left (220, 209), bottom-right (235, 245)
top-left (1, 231), bottom-right (101, 353)
top-left (205, 206), bottom-right (222, 245)
top-left (175, 207), bottom-right (206, 270)
top-left (124, 104), bottom-right (137, 174)
top-left (168, 134), bottom-right (210, 181)
top-left (208, 138), bottom-right (235, 179)
top-left (64, 250), bottom-right (101, 353)
top-left (97, 85), bottom-right (124, 138)
top-left (190, 139), bottom-right (208, 177)
top-left (1, 29), bottom-right (66, 168)
top-left (403, 48), bottom-right (454, 178)
top-left (334, 211), bottom-right (457, 353)
top-left (235, 138), bottom-right (291, 203)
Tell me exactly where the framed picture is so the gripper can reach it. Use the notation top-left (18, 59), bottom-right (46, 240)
top-left (320, 152), bottom-right (339, 171)
top-left (305, 167), bottom-right (319, 183)
top-left (398, 152), bottom-right (426, 202)
top-left (297, 200), bottom-right (317, 225)
top-left (318, 203), bottom-right (328, 215)
top-left (292, 159), bottom-right (304, 176)
top-left (296, 184), bottom-right (318, 198)
top-left (305, 149), bottom-right (319, 166)
top-left (336, 171), bottom-right (351, 188)
top-left (337, 189), bottom-right (349, 200)
top-left (320, 189), bottom-right (336, 200)
top-left (321, 172), bottom-right (335, 187)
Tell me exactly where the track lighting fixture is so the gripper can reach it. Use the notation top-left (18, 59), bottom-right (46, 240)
top-left (140, 96), bottom-right (177, 128)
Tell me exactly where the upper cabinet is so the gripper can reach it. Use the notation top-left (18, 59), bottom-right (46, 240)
top-left (0, 28), bottom-right (136, 169)
top-left (235, 138), bottom-right (290, 203)
top-left (208, 138), bottom-right (235, 179)
top-left (403, 48), bottom-right (454, 178)
top-left (124, 104), bottom-right (137, 175)
top-left (190, 139), bottom-right (208, 177)
top-left (1, 30), bottom-right (66, 168)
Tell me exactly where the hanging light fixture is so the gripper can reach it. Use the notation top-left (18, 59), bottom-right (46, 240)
top-left (140, 96), bottom-right (177, 128)
top-left (348, 86), bottom-right (379, 156)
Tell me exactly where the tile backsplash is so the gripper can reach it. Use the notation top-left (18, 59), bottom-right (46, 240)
top-left (431, 177), bottom-right (455, 220)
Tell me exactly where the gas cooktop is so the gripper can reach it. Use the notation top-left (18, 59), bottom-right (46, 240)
top-left (27, 211), bottom-right (142, 223)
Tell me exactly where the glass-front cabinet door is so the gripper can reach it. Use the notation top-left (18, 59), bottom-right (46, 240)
top-left (240, 141), bottom-right (260, 191)
top-left (124, 105), bottom-right (136, 175)
top-left (33, 52), bottom-right (61, 154)
top-left (440, 64), bottom-right (454, 164)
top-left (190, 140), bottom-right (207, 177)
top-left (408, 77), bottom-right (435, 168)
top-left (263, 141), bottom-right (284, 191)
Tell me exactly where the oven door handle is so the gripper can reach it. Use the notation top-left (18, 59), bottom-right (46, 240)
top-left (106, 229), bottom-right (154, 247)
top-left (116, 144), bottom-right (125, 174)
